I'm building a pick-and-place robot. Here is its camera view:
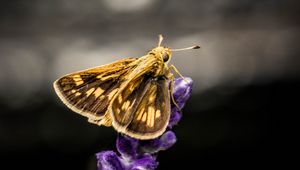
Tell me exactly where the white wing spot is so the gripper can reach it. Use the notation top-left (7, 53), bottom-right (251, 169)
top-left (148, 107), bottom-right (155, 116)
top-left (86, 88), bottom-right (95, 96)
top-left (149, 96), bottom-right (155, 103)
top-left (136, 108), bottom-right (144, 121)
top-left (147, 109), bottom-right (154, 127)
top-left (116, 108), bottom-right (120, 114)
top-left (75, 80), bottom-right (83, 86)
top-left (73, 75), bottom-right (84, 86)
top-left (155, 110), bottom-right (161, 118)
top-left (94, 87), bottom-right (104, 98)
top-left (97, 75), bottom-right (112, 81)
top-left (142, 112), bottom-right (147, 122)
top-left (118, 95), bottom-right (122, 103)
top-left (122, 100), bottom-right (130, 110)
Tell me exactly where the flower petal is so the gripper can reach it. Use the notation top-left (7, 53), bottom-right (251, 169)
top-left (96, 151), bottom-right (124, 170)
top-left (172, 77), bottom-right (193, 109)
top-left (117, 134), bottom-right (139, 159)
top-left (130, 154), bottom-right (158, 170)
top-left (159, 131), bottom-right (177, 150)
top-left (139, 131), bottom-right (176, 154)
top-left (168, 108), bottom-right (182, 129)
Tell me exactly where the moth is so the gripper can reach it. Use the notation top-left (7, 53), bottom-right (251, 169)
top-left (53, 35), bottom-right (199, 140)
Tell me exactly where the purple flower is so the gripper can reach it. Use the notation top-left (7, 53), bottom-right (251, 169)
top-left (96, 77), bottom-right (193, 170)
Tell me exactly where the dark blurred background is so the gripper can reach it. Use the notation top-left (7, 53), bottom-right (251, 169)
top-left (0, 0), bottom-right (299, 169)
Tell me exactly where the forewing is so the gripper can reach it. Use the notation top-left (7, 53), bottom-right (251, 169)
top-left (53, 58), bottom-right (137, 123)
top-left (111, 76), bottom-right (171, 140)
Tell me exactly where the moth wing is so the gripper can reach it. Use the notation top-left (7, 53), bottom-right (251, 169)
top-left (110, 76), bottom-right (171, 140)
top-left (53, 57), bottom-right (137, 125)
top-left (109, 75), bottom-right (151, 127)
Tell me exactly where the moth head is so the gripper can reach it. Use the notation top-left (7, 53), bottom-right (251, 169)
top-left (150, 34), bottom-right (200, 63)
top-left (149, 46), bottom-right (172, 63)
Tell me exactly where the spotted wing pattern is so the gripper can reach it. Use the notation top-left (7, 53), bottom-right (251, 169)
top-left (53, 58), bottom-right (137, 124)
top-left (110, 76), bottom-right (171, 140)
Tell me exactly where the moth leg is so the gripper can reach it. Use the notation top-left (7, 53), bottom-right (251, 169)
top-left (169, 73), bottom-right (181, 111)
top-left (169, 65), bottom-right (189, 83)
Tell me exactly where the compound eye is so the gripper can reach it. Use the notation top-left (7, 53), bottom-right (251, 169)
top-left (162, 53), bottom-right (169, 62)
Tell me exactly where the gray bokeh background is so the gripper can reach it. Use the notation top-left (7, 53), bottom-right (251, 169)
top-left (0, 0), bottom-right (298, 169)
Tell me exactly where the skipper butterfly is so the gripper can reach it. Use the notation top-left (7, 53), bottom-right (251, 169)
top-left (53, 35), bottom-right (199, 139)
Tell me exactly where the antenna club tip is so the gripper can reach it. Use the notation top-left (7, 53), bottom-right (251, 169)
top-left (193, 45), bottom-right (200, 49)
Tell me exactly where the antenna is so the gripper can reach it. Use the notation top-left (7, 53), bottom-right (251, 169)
top-left (171, 45), bottom-right (200, 52)
top-left (158, 34), bottom-right (164, 47)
